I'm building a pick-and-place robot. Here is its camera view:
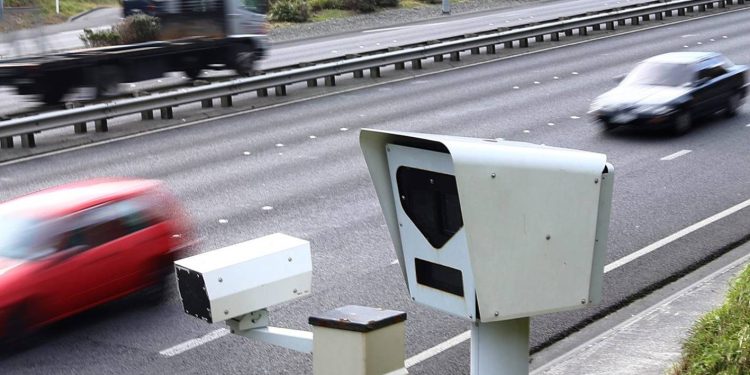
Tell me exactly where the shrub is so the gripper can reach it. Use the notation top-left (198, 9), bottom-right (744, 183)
top-left (79, 14), bottom-right (160, 47)
top-left (307, 0), bottom-right (345, 11)
top-left (270, 0), bottom-right (310, 22)
top-left (80, 28), bottom-right (121, 48)
top-left (343, 0), bottom-right (377, 12)
top-left (376, 0), bottom-right (399, 7)
top-left (115, 14), bottom-right (161, 44)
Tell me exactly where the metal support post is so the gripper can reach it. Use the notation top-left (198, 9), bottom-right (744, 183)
top-left (221, 95), bottom-right (233, 107)
top-left (309, 305), bottom-right (407, 375)
top-left (160, 107), bottom-right (173, 119)
top-left (227, 305), bottom-right (407, 375)
top-left (325, 76), bottom-right (336, 86)
top-left (141, 110), bottom-right (154, 120)
top-left (370, 67), bottom-right (381, 78)
top-left (257, 88), bottom-right (268, 97)
top-left (275, 85), bottom-right (287, 96)
top-left (519, 38), bottom-right (529, 47)
top-left (228, 309), bottom-right (314, 354)
top-left (0, 136), bottom-right (13, 149)
top-left (470, 318), bottom-right (529, 375)
top-left (442, 0), bottom-right (450, 14)
top-left (74, 123), bottom-right (87, 134)
top-left (21, 133), bottom-right (35, 148)
top-left (201, 99), bottom-right (214, 108)
top-left (411, 59), bottom-right (422, 70)
top-left (95, 119), bottom-right (108, 132)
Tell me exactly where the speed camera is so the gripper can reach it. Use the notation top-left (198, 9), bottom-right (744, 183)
top-left (174, 233), bottom-right (312, 323)
top-left (360, 129), bottom-right (613, 322)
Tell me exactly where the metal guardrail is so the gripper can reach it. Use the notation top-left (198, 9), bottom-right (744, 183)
top-left (0, 0), bottom-right (746, 149)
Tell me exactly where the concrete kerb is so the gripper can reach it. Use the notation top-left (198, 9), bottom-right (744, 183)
top-left (530, 241), bottom-right (750, 374)
top-left (68, 6), bottom-right (114, 22)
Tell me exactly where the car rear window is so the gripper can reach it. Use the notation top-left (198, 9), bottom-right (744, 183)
top-left (622, 62), bottom-right (695, 87)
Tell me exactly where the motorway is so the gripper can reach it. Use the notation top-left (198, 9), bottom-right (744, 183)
top-left (1, 3), bottom-right (750, 375)
top-left (0, 0), bottom-right (685, 115)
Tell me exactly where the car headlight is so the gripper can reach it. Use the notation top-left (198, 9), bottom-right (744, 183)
top-left (634, 105), bottom-right (674, 116)
top-left (589, 100), bottom-right (603, 113)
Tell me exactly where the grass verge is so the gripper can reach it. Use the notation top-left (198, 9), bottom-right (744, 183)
top-left (669, 265), bottom-right (750, 374)
top-left (1, 0), bottom-right (119, 31)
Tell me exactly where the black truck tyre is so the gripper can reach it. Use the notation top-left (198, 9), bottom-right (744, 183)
top-left (95, 66), bottom-right (124, 98)
top-left (41, 86), bottom-right (68, 105)
top-left (233, 50), bottom-right (256, 76)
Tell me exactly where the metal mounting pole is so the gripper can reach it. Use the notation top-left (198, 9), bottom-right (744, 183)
top-left (227, 309), bottom-right (314, 353)
top-left (442, 0), bottom-right (450, 14)
top-left (470, 317), bottom-right (529, 375)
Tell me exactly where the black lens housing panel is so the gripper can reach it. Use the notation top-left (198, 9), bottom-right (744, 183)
top-left (415, 258), bottom-right (465, 297)
top-left (396, 166), bottom-right (464, 249)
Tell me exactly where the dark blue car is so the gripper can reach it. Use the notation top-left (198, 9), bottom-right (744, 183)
top-left (590, 52), bottom-right (748, 134)
top-left (122, 0), bottom-right (161, 17)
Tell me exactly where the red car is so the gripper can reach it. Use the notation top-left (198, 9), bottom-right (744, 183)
top-left (0, 178), bottom-right (194, 342)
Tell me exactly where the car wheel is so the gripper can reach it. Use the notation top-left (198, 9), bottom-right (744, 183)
top-left (602, 121), bottom-right (618, 131)
top-left (0, 304), bottom-right (31, 351)
top-left (724, 92), bottom-right (743, 118)
top-left (672, 111), bottom-right (692, 135)
top-left (141, 262), bottom-right (172, 305)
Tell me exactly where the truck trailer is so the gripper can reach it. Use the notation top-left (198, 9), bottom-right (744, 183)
top-left (0, 0), bottom-right (269, 104)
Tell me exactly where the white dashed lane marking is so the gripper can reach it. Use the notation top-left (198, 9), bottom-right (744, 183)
top-left (660, 150), bottom-right (692, 161)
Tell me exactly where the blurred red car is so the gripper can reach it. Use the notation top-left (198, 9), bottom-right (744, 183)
top-left (0, 178), bottom-right (194, 342)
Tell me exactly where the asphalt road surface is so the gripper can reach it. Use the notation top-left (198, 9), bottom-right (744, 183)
top-left (1, 5), bottom-right (750, 375)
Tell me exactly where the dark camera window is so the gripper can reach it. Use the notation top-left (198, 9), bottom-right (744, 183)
top-left (415, 258), bottom-right (465, 297)
top-left (396, 167), bottom-right (464, 249)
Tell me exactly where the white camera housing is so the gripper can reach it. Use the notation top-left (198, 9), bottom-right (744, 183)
top-left (360, 129), bottom-right (613, 322)
top-left (175, 233), bottom-right (312, 323)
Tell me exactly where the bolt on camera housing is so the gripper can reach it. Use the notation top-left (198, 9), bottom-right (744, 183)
top-left (360, 129), bottom-right (614, 322)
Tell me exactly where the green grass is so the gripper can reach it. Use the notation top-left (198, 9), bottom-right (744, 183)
top-left (311, 8), bottom-right (354, 22)
top-left (399, 0), bottom-right (427, 9)
top-left (3, 0), bottom-right (120, 27)
top-left (669, 265), bottom-right (750, 375)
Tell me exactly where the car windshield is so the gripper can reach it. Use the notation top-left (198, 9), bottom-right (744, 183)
top-left (621, 62), bottom-right (695, 87)
top-left (0, 215), bottom-right (51, 260)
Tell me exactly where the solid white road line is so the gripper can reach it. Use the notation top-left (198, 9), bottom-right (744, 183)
top-left (405, 331), bottom-right (472, 368)
top-left (604, 198), bottom-right (750, 273)
top-left (660, 149), bottom-right (692, 161)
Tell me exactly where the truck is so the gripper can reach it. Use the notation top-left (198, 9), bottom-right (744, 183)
top-left (0, 0), bottom-right (269, 104)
